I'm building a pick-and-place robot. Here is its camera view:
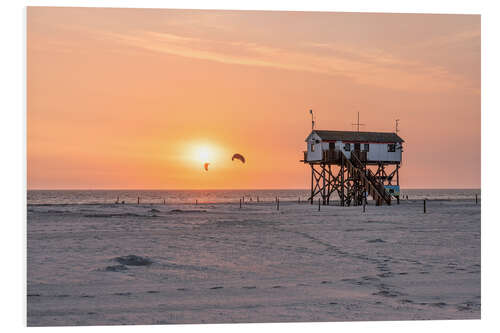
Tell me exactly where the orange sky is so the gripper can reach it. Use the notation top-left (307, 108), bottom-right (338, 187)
top-left (27, 7), bottom-right (480, 189)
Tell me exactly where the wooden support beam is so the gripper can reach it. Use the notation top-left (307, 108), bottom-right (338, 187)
top-left (341, 155), bottom-right (345, 206)
top-left (310, 165), bottom-right (314, 204)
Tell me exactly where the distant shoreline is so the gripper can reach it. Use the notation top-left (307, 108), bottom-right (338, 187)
top-left (27, 188), bottom-right (481, 191)
top-left (26, 189), bottom-right (480, 206)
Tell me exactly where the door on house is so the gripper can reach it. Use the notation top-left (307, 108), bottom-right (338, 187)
top-left (353, 143), bottom-right (361, 160)
top-left (328, 142), bottom-right (336, 161)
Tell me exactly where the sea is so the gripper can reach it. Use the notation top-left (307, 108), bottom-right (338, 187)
top-left (27, 188), bottom-right (480, 205)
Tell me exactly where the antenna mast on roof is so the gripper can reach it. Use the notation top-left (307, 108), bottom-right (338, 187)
top-left (395, 119), bottom-right (400, 134)
top-left (310, 109), bottom-right (315, 130)
top-left (352, 111), bottom-right (365, 132)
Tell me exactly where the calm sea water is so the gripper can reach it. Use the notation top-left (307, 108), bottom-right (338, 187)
top-left (27, 189), bottom-right (480, 205)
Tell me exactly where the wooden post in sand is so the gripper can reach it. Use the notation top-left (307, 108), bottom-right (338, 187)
top-left (239, 199), bottom-right (242, 209)
top-left (137, 197), bottom-right (140, 204)
top-left (163, 199), bottom-right (166, 205)
top-left (423, 199), bottom-right (426, 213)
top-left (475, 194), bottom-right (478, 205)
top-left (277, 197), bottom-right (280, 211)
top-left (318, 198), bottom-right (321, 211)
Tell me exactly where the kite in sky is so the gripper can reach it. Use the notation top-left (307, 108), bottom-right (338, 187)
top-left (231, 153), bottom-right (245, 164)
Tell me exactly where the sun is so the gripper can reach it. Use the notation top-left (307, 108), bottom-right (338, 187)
top-left (184, 142), bottom-right (225, 170)
top-left (194, 145), bottom-right (214, 163)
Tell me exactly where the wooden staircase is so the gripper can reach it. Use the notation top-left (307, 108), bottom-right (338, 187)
top-left (343, 151), bottom-right (392, 206)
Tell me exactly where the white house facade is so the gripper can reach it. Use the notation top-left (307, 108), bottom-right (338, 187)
top-left (304, 130), bottom-right (404, 163)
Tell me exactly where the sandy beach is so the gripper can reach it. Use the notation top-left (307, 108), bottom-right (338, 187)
top-left (27, 197), bottom-right (480, 326)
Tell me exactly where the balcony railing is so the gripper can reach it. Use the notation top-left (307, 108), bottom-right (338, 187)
top-left (303, 149), bottom-right (367, 163)
top-left (351, 150), bottom-right (367, 162)
top-left (322, 150), bottom-right (341, 162)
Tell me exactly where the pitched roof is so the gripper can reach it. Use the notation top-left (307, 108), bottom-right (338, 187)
top-left (310, 130), bottom-right (404, 143)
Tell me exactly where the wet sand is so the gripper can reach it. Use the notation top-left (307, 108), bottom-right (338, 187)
top-left (27, 199), bottom-right (480, 326)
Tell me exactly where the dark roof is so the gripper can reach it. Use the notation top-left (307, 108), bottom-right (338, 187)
top-left (310, 130), bottom-right (404, 143)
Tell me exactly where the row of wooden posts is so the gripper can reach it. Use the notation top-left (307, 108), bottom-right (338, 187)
top-left (117, 194), bottom-right (480, 213)
top-left (421, 194), bottom-right (480, 213)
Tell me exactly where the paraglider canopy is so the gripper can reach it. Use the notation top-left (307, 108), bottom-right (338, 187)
top-left (231, 153), bottom-right (245, 163)
top-left (204, 162), bottom-right (210, 171)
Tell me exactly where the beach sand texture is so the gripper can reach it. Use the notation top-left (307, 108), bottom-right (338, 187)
top-left (27, 199), bottom-right (480, 326)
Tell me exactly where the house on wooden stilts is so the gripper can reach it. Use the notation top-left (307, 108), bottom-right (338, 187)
top-left (301, 130), bottom-right (404, 206)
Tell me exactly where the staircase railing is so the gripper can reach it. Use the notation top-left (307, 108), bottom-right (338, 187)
top-left (345, 151), bottom-right (391, 205)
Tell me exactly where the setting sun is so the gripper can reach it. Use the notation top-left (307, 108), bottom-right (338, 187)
top-left (195, 146), bottom-right (213, 163)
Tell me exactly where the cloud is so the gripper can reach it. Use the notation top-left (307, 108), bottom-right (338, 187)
top-left (90, 28), bottom-right (473, 93)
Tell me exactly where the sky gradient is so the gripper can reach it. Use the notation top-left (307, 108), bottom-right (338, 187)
top-left (27, 7), bottom-right (480, 189)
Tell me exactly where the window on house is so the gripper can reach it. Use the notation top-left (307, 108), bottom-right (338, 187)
top-left (311, 143), bottom-right (315, 152)
top-left (388, 143), bottom-right (396, 152)
top-left (363, 144), bottom-right (370, 152)
top-left (344, 143), bottom-right (351, 151)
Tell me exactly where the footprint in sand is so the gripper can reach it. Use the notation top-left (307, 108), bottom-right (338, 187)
top-left (362, 276), bottom-right (380, 281)
top-left (378, 272), bottom-right (394, 278)
top-left (341, 278), bottom-right (355, 282)
top-left (430, 302), bottom-right (447, 308)
top-left (373, 290), bottom-right (398, 297)
top-left (400, 299), bottom-right (414, 304)
top-left (114, 292), bottom-right (131, 296)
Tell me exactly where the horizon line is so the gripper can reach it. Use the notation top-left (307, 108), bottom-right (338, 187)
top-left (27, 187), bottom-right (481, 191)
